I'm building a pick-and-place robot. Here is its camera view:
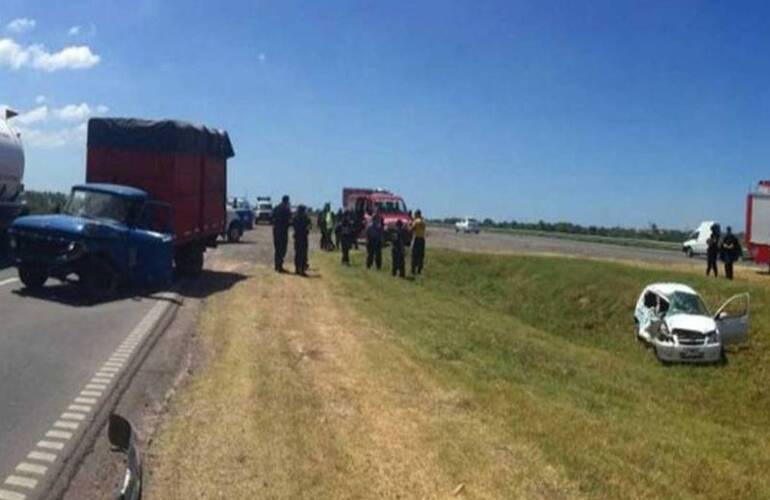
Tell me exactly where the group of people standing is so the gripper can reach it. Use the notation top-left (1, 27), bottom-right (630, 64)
top-left (705, 224), bottom-right (742, 280)
top-left (270, 195), bottom-right (427, 278)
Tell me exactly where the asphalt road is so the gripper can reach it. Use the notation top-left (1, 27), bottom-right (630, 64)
top-left (429, 226), bottom-right (695, 264)
top-left (0, 262), bottom-right (170, 499)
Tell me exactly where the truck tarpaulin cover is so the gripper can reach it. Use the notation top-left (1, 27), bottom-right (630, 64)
top-left (87, 118), bottom-right (235, 159)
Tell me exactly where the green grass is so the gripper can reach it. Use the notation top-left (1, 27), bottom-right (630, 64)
top-left (325, 249), bottom-right (770, 499)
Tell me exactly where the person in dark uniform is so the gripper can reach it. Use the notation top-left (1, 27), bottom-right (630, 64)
top-left (366, 215), bottom-right (384, 270)
top-left (410, 209), bottom-right (426, 275)
top-left (720, 226), bottom-right (741, 280)
top-left (391, 220), bottom-right (406, 278)
top-left (272, 195), bottom-right (292, 272)
top-left (293, 204), bottom-right (311, 275)
top-left (706, 225), bottom-right (719, 277)
top-left (340, 210), bottom-right (354, 266)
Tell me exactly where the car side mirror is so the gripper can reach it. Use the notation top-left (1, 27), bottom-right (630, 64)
top-left (717, 311), bottom-right (728, 320)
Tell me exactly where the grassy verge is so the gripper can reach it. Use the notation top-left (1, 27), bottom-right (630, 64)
top-left (326, 249), bottom-right (770, 499)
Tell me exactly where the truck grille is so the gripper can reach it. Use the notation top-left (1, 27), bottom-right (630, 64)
top-left (14, 233), bottom-right (71, 259)
top-left (673, 329), bottom-right (706, 346)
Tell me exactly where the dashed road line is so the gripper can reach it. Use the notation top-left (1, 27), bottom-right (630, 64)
top-left (15, 464), bottom-right (46, 476)
top-left (0, 293), bottom-right (177, 499)
top-left (4, 476), bottom-right (37, 490)
top-left (26, 452), bottom-right (55, 464)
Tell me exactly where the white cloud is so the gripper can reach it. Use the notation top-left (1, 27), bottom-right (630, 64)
top-left (17, 123), bottom-right (86, 148)
top-left (6, 18), bottom-right (36, 34)
top-left (68, 25), bottom-right (81, 36)
top-left (55, 103), bottom-right (91, 121)
top-left (35, 95), bottom-right (45, 104)
top-left (15, 105), bottom-right (48, 124)
top-left (96, 104), bottom-right (109, 113)
top-left (0, 37), bottom-right (100, 71)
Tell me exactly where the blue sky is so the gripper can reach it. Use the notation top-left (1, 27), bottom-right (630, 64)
top-left (1, 1), bottom-right (769, 229)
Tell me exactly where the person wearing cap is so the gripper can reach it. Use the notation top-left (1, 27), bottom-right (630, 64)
top-left (293, 204), bottom-right (311, 275)
top-left (410, 209), bottom-right (426, 275)
top-left (272, 195), bottom-right (292, 272)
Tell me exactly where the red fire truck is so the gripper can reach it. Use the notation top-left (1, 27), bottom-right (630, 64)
top-left (746, 181), bottom-right (770, 267)
top-left (342, 187), bottom-right (413, 244)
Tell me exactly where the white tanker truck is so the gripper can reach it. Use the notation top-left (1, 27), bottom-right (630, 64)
top-left (0, 109), bottom-right (24, 235)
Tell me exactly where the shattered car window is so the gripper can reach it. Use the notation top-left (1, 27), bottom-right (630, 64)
top-left (669, 292), bottom-right (709, 316)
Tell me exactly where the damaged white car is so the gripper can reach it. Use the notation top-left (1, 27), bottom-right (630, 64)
top-left (633, 283), bottom-right (749, 364)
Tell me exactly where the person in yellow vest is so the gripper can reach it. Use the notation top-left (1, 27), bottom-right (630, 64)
top-left (410, 210), bottom-right (426, 275)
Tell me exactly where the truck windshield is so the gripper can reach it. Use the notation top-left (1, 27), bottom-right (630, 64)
top-left (669, 292), bottom-right (710, 317)
top-left (375, 200), bottom-right (407, 213)
top-left (64, 189), bottom-right (131, 224)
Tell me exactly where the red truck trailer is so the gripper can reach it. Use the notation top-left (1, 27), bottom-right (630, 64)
top-left (342, 187), bottom-right (413, 244)
top-left (86, 118), bottom-right (234, 274)
top-left (746, 180), bottom-right (770, 267)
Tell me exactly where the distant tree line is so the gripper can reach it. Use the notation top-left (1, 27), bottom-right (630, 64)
top-left (21, 190), bottom-right (68, 215)
top-left (430, 217), bottom-right (697, 243)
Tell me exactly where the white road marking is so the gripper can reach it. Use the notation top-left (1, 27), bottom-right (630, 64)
top-left (0, 488), bottom-right (26, 500)
top-left (91, 378), bottom-right (111, 384)
top-left (36, 441), bottom-right (64, 451)
top-left (4, 475), bottom-right (37, 490)
top-left (80, 390), bottom-right (102, 397)
top-left (53, 420), bottom-right (78, 430)
top-left (60, 412), bottom-right (85, 421)
top-left (0, 278), bottom-right (18, 287)
top-left (94, 371), bottom-right (115, 378)
top-left (102, 362), bottom-right (122, 368)
top-left (45, 430), bottom-right (72, 440)
top-left (99, 366), bottom-right (119, 373)
top-left (74, 397), bottom-right (97, 405)
top-left (26, 451), bottom-right (56, 463)
top-left (84, 383), bottom-right (107, 391)
top-left (15, 463), bottom-right (46, 475)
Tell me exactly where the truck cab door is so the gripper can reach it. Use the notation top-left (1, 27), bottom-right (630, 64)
top-left (129, 202), bottom-right (174, 287)
top-left (714, 293), bottom-right (750, 345)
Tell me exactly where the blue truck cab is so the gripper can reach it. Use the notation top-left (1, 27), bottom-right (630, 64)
top-left (8, 183), bottom-right (174, 295)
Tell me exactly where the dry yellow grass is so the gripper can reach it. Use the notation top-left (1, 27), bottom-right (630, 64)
top-left (147, 258), bottom-right (582, 499)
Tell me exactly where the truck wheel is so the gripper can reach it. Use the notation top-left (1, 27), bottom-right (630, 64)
top-left (685, 247), bottom-right (693, 258)
top-left (82, 258), bottom-right (118, 298)
top-left (19, 265), bottom-right (47, 290)
top-left (227, 223), bottom-right (242, 243)
top-left (175, 250), bottom-right (204, 276)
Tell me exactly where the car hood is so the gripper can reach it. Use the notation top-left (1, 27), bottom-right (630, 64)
top-left (665, 313), bottom-right (716, 333)
top-left (11, 214), bottom-right (124, 239)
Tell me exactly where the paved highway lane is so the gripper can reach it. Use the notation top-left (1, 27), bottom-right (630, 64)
top-left (0, 279), bottom-right (166, 499)
top-left (429, 226), bottom-right (694, 264)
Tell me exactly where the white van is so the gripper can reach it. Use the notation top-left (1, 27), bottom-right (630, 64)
top-left (682, 221), bottom-right (718, 257)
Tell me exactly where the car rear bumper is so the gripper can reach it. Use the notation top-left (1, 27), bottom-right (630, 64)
top-left (654, 341), bottom-right (722, 363)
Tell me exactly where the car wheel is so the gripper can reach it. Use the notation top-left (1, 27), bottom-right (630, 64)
top-left (227, 223), bottom-right (242, 243)
top-left (19, 265), bottom-right (47, 290)
top-left (685, 247), bottom-right (693, 258)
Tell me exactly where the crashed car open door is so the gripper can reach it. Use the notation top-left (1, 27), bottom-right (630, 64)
top-left (714, 293), bottom-right (750, 344)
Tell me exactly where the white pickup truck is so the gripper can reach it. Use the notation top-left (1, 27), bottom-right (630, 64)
top-left (455, 217), bottom-right (480, 234)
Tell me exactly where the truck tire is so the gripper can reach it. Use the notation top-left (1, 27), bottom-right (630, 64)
top-left (227, 222), bottom-right (242, 243)
top-left (685, 247), bottom-right (693, 258)
top-left (19, 265), bottom-right (47, 290)
top-left (175, 248), bottom-right (204, 276)
top-left (82, 257), bottom-right (118, 298)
